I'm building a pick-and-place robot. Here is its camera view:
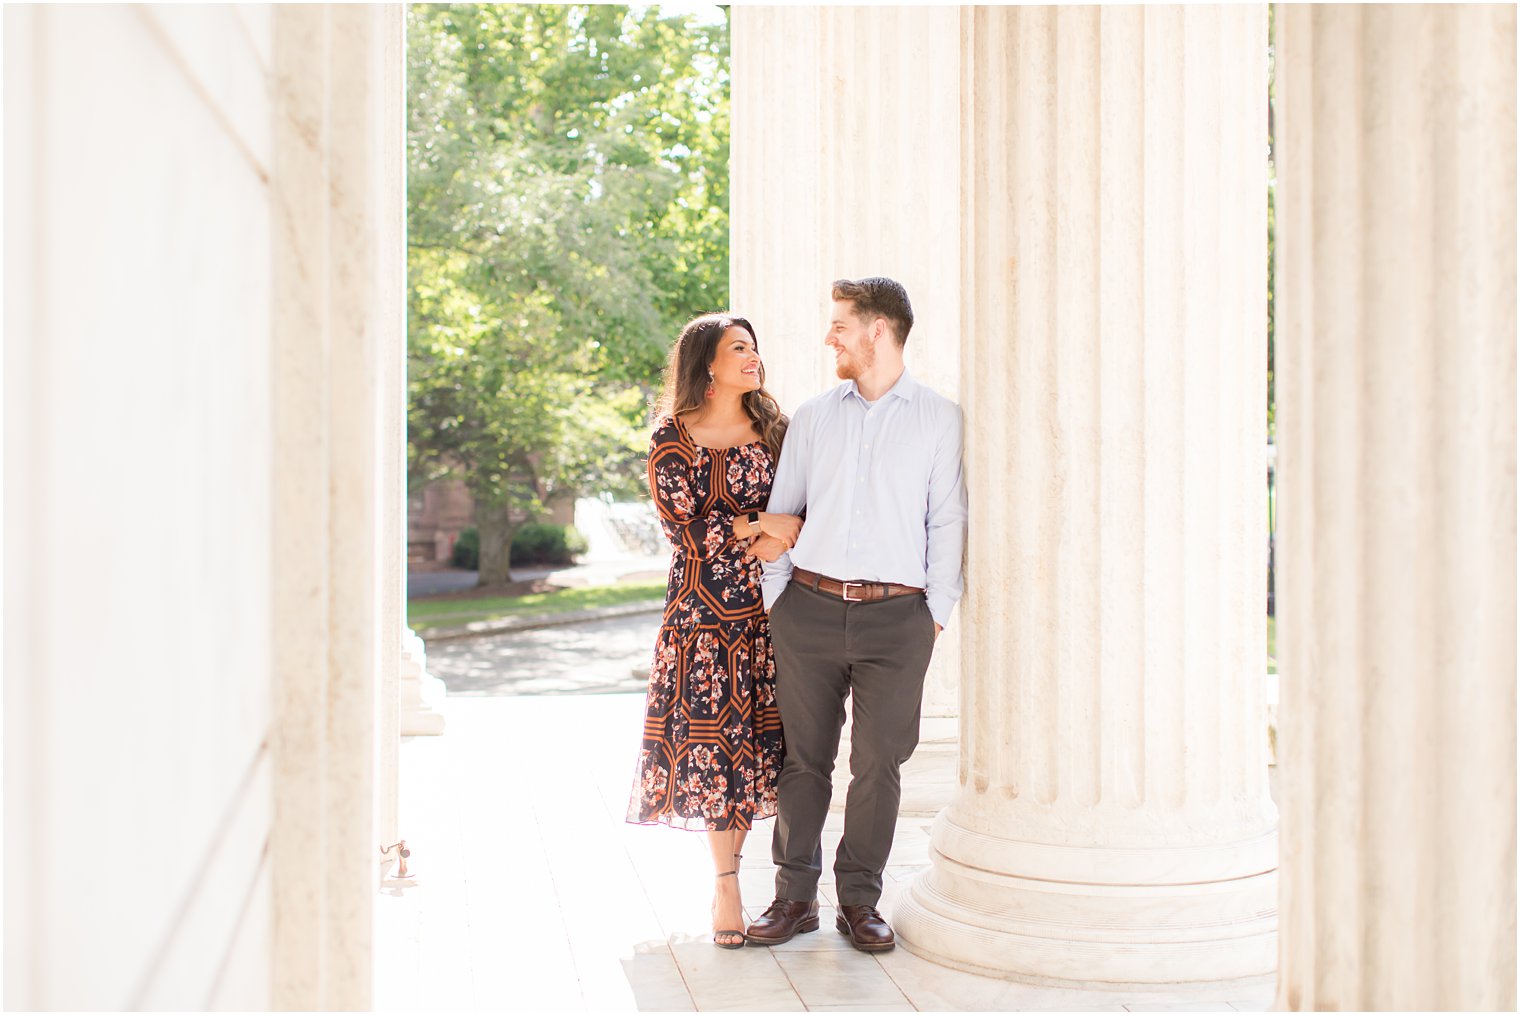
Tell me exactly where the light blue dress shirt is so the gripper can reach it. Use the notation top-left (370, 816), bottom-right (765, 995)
top-left (760, 369), bottom-right (968, 627)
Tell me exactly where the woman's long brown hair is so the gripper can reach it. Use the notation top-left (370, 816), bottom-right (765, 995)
top-left (653, 313), bottom-right (788, 458)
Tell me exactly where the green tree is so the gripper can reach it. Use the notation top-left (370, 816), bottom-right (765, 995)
top-left (1267, 2), bottom-right (1276, 442)
top-left (407, 4), bottom-right (730, 585)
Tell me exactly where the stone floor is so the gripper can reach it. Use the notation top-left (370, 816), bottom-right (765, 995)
top-left (374, 692), bottom-right (1276, 1012)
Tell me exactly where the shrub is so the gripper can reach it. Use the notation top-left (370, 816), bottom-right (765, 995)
top-left (448, 524), bottom-right (588, 569)
top-left (451, 527), bottom-right (480, 570)
top-left (510, 523), bottom-right (589, 566)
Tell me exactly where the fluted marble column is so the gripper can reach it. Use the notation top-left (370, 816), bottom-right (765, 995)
top-left (894, 6), bottom-right (1277, 986)
top-left (270, 6), bottom-right (403, 1007)
top-left (1274, 6), bottom-right (1516, 1010)
top-left (730, 6), bottom-right (826, 414)
top-left (732, 4), bottom-right (964, 717)
top-left (376, 0), bottom-right (406, 874)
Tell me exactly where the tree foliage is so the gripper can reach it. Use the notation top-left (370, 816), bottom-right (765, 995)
top-left (1267, 2), bottom-right (1276, 442)
top-left (407, 4), bottom-right (730, 584)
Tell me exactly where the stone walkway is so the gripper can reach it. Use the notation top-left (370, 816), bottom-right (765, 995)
top-left (424, 613), bottom-right (658, 696)
top-left (375, 685), bottom-right (1276, 1011)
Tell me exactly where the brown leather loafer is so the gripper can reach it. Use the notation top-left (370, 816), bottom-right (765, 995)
top-left (836, 904), bottom-right (895, 952)
top-left (744, 898), bottom-right (820, 946)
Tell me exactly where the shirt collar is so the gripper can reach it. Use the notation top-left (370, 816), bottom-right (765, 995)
top-left (840, 369), bottom-right (919, 404)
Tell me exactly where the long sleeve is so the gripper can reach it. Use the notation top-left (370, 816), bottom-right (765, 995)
top-left (760, 405), bottom-right (811, 610)
top-left (923, 404), bottom-right (968, 627)
top-left (648, 428), bottom-right (735, 560)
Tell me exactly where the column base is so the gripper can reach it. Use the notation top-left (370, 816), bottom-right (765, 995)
top-left (895, 809), bottom-right (1278, 987)
top-left (399, 629), bottom-right (446, 736)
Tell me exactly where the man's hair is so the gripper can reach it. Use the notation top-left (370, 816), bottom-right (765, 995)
top-left (831, 276), bottom-right (914, 347)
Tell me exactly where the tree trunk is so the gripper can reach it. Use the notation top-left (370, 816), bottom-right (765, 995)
top-left (475, 503), bottom-right (516, 588)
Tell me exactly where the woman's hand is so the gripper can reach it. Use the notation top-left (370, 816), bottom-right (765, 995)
top-left (758, 512), bottom-right (802, 546)
top-left (745, 534), bottom-right (791, 563)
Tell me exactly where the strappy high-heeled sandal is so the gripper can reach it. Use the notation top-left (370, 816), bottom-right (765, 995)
top-left (712, 868), bottom-right (745, 949)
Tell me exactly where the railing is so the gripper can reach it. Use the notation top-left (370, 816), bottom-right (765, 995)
top-left (578, 493), bottom-right (665, 557)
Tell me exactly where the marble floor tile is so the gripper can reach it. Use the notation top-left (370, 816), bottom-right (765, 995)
top-left (413, 912), bottom-right (480, 1010)
top-left (567, 931), bottom-right (697, 1011)
top-left (669, 936), bottom-right (807, 1010)
top-left (773, 949), bottom-right (913, 1008)
top-left (613, 944), bottom-right (697, 1012)
top-left (683, 984), bottom-right (809, 1010)
top-left (1121, 1002), bottom-right (1236, 1012)
top-left (377, 695), bottom-right (1281, 1015)
top-left (886, 863), bottom-right (929, 883)
top-left (769, 908), bottom-right (856, 953)
top-left (874, 946), bottom-right (1014, 1011)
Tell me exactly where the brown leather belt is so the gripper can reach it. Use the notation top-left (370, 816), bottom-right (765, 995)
top-left (791, 567), bottom-right (924, 603)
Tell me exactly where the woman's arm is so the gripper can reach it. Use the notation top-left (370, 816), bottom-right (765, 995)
top-left (648, 436), bottom-right (737, 559)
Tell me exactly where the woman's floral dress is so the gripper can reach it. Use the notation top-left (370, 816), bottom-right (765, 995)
top-left (626, 415), bottom-right (784, 831)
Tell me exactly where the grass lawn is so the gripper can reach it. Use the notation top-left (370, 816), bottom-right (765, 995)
top-left (408, 578), bottom-right (666, 632)
top-left (1268, 614), bottom-right (1277, 674)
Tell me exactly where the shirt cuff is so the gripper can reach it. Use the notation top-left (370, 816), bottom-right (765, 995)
top-left (926, 590), bottom-right (956, 629)
top-left (761, 559), bottom-right (794, 611)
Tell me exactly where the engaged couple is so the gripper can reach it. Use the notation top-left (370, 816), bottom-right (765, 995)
top-left (626, 276), bottom-right (969, 952)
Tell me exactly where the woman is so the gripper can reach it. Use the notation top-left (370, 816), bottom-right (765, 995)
top-left (626, 313), bottom-right (803, 949)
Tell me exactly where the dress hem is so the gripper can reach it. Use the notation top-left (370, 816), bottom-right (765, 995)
top-left (625, 808), bottom-right (778, 833)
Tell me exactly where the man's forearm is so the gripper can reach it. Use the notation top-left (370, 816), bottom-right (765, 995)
top-left (924, 515), bottom-right (967, 627)
top-left (923, 409), bottom-right (968, 629)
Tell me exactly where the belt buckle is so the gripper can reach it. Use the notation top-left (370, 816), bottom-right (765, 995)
top-left (841, 581), bottom-right (866, 602)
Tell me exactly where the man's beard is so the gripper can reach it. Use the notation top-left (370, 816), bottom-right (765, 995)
top-left (834, 340), bottom-right (875, 380)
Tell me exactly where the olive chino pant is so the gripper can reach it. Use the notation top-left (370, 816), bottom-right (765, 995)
top-left (767, 580), bottom-right (939, 908)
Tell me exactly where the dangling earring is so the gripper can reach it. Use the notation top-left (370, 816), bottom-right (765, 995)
top-left (706, 369), bottom-right (715, 399)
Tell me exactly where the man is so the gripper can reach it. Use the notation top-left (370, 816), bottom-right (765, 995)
top-left (745, 276), bottom-right (968, 952)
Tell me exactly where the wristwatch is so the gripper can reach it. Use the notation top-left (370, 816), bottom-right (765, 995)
top-left (746, 510), bottom-right (761, 536)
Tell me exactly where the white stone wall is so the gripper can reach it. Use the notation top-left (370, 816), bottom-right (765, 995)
top-left (4, 5), bottom-right (405, 1009)
top-left (4, 6), bottom-right (276, 1008)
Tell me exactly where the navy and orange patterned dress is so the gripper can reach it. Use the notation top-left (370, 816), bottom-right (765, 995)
top-left (626, 415), bottom-right (784, 831)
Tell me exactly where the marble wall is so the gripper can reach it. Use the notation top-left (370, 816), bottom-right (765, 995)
top-left (3, 5), bottom-right (405, 1009)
